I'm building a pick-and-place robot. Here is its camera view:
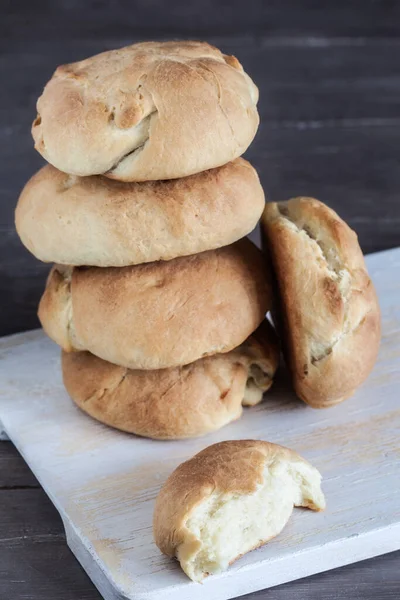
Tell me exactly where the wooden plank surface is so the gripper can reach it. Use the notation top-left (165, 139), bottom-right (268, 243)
top-left (3, 0), bottom-right (400, 39)
top-left (0, 440), bottom-right (38, 488)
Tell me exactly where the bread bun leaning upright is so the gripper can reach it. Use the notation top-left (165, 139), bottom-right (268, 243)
top-left (38, 238), bottom-right (272, 370)
top-left (62, 321), bottom-right (279, 439)
top-left (15, 158), bottom-right (265, 267)
top-left (153, 440), bottom-right (325, 582)
top-left (261, 197), bottom-right (381, 407)
top-left (32, 41), bottom-right (259, 181)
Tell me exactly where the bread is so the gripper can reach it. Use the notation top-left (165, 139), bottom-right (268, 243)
top-left (261, 197), bottom-right (381, 407)
top-left (153, 439), bottom-right (325, 581)
top-left (32, 41), bottom-right (259, 181)
top-left (38, 239), bottom-right (272, 370)
top-left (62, 321), bottom-right (279, 439)
top-left (15, 159), bottom-right (264, 267)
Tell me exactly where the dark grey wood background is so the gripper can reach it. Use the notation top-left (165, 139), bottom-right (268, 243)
top-left (1, 1), bottom-right (399, 599)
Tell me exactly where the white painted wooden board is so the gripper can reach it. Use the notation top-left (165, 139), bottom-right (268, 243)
top-left (0, 248), bottom-right (399, 600)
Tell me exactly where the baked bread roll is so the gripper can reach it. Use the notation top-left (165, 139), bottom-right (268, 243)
top-left (261, 197), bottom-right (381, 407)
top-left (32, 41), bottom-right (259, 181)
top-left (153, 440), bottom-right (325, 581)
top-left (62, 321), bottom-right (279, 439)
top-left (38, 239), bottom-right (272, 370)
top-left (15, 159), bottom-right (264, 267)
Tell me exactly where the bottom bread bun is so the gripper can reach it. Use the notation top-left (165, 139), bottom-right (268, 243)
top-left (62, 321), bottom-right (279, 440)
top-left (153, 439), bottom-right (325, 582)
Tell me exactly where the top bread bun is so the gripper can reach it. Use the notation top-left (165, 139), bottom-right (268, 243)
top-left (32, 41), bottom-right (259, 181)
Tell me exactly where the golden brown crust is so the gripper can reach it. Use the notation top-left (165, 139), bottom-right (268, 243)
top-left (153, 439), bottom-right (322, 557)
top-left (15, 159), bottom-right (265, 267)
top-left (37, 265), bottom-right (74, 351)
top-left (38, 239), bottom-right (272, 370)
top-left (61, 321), bottom-right (279, 439)
top-left (261, 197), bottom-right (381, 407)
top-left (32, 41), bottom-right (259, 181)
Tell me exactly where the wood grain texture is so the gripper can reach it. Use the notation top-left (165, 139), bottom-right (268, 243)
top-left (1, 249), bottom-right (399, 600)
top-left (0, 441), bottom-right (39, 488)
top-left (0, 485), bottom-right (102, 600)
top-left (3, 0), bottom-right (400, 39)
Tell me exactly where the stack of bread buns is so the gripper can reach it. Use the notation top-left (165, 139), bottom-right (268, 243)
top-left (15, 41), bottom-right (280, 439)
top-left (16, 40), bottom-right (381, 443)
top-left (15, 40), bottom-right (382, 581)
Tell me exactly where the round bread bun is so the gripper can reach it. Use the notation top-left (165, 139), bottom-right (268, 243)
top-left (38, 239), bottom-right (272, 370)
top-left (153, 439), bottom-right (325, 581)
top-left (62, 321), bottom-right (279, 439)
top-left (261, 197), bottom-right (381, 408)
top-left (15, 159), bottom-right (265, 267)
top-left (32, 41), bottom-right (259, 181)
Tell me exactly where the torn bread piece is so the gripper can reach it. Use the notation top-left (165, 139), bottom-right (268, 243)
top-left (62, 321), bottom-right (279, 439)
top-left (38, 238), bottom-right (272, 370)
top-left (261, 197), bottom-right (381, 407)
top-left (32, 40), bottom-right (259, 181)
top-left (153, 440), bottom-right (325, 581)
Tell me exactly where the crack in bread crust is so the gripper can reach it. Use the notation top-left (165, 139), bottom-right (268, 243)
top-left (107, 109), bottom-right (158, 175)
top-left (310, 311), bottom-right (369, 365)
top-left (276, 204), bottom-right (366, 366)
top-left (83, 368), bottom-right (128, 405)
top-left (64, 274), bottom-right (74, 347)
top-left (52, 264), bottom-right (77, 350)
top-left (197, 60), bottom-right (240, 151)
